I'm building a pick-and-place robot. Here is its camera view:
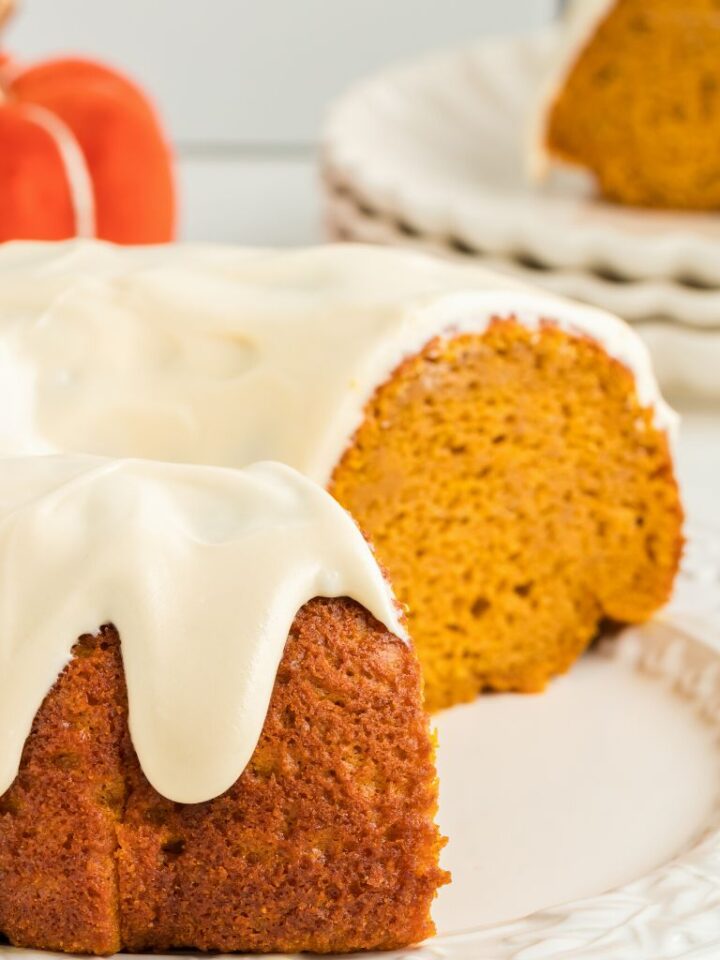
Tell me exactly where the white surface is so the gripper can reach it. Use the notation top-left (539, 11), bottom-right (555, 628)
top-left (4, 0), bottom-right (555, 145)
top-left (324, 31), bottom-right (720, 284)
top-left (178, 153), bottom-right (322, 245)
top-left (435, 653), bottom-right (719, 928)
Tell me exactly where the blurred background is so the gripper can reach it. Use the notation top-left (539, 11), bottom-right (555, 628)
top-left (5, 0), bottom-right (554, 244)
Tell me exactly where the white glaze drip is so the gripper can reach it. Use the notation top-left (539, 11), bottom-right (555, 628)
top-left (0, 240), bottom-right (676, 484)
top-left (0, 456), bottom-right (404, 804)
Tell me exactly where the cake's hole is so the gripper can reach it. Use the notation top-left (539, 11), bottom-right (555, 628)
top-left (385, 822), bottom-right (405, 842)
top-left (161, 837), bottom-right (186, 858)
top-left (593, 63), bottom-right (619, 86)
top-left (51, 752), bottom-right (80, 771)
top-left (74, 636), bottom-right (97, 658)
top-left (629, 13), bottom-right (650, 32)
top-left (513, 581), bottom-right (534, 598)
top-left (471, 596), bottom-right (490, 618)
top-left (144, 806), bottom-right (168, 826)
top-left (98, 780), bottom-right (125, 816)
top-left (0, 796), bottom-right (19, 816)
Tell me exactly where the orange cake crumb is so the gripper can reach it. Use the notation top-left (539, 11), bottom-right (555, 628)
top-left (543, 0), bottom-right (720, 210)
top-left (331, 320), bottom-right (682, 710)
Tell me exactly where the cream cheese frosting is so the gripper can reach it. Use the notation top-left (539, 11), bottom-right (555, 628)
top-left (0, 240), bottom-right (675, 483)
top-left (0, 455), bottom-right (405, 804)
top-left (0, 239), bottom-right (676, 805)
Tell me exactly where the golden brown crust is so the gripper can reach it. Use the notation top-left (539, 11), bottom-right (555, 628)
top-left (0, 601), bottom-right (447, 954)
top-left (330, 320), bottom-right (683, 709)
top-left (0, 628), bottom-right (125, 955)
top-left (545, 0), bottom-right (720, 210)
top-left (117, 597), bottom-right (447, 953)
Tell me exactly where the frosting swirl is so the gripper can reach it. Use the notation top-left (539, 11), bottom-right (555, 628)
top-left (0, 456), bottom-right (404, 803)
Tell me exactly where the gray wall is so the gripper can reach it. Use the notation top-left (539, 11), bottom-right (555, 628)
top-left (6, 1), bottom-right (555, 148)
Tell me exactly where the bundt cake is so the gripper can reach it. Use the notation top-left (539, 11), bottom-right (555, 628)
top-left (0, 456), bottom-right (447, 954)
top-left (533, 0), bottom-right (720, 209)
top-left (0, 241), bottom-right (682, 709)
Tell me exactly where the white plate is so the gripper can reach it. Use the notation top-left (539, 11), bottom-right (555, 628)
top-left (324, 31), bottom-right (720, 286)
top-left (324, 184), bottom-right (720, 397)
top-left (4, 531), bottom-right (720, 960)
top-left (324, 184), bottom-right (720, 329)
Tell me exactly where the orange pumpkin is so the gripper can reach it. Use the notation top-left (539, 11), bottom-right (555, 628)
top-left (0, 0), bottom-right (175, 243)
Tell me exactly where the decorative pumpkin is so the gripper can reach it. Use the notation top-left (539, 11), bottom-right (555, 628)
top-left (0, 0), bottom-right (175, 243)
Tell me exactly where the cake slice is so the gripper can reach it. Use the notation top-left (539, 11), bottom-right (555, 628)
top-left (330, 318), bottom-right (682, 707)
top-left (0, 457), bottom-right (447, 954)
top-left (533, 0), bottom-right (720, 209)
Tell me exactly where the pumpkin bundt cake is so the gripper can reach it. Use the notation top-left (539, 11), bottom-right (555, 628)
top-left (0, 241), bottom-right (682, 709)
top-left (0, 456), bottom-right (447, 954)
top-left (533, 0), bottom-right (720, 210)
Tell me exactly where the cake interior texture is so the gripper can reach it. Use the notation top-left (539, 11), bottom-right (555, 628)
top-left (331, 319), bottom-right (682, 711)
top-left (544, 0), bottom-right (720, 209)
top-left (0, 599), bottom-right (447, 955)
